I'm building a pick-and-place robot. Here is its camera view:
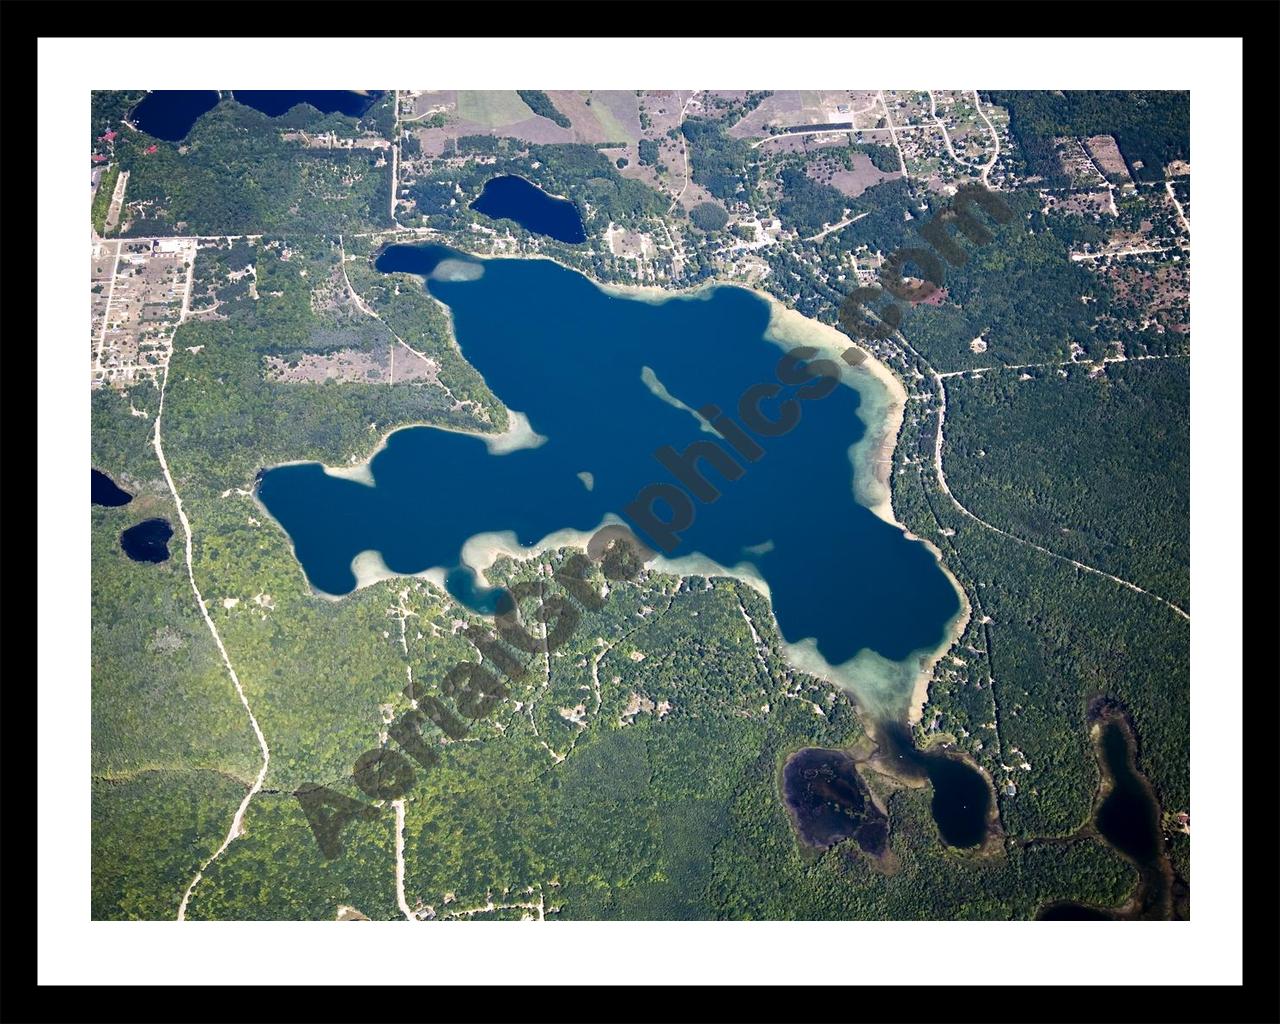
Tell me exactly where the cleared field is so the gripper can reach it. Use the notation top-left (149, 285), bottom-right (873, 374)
top-left (1085, 135), bottom-right (1132, 182)
top-left (827, 153), bottom-right (899, 197)
top-left (456, 90), bottom-right (536, 128)
top-left (579, 90), bottom-right (640, 143)
top-left (728, 90), bottom-right (877, 138)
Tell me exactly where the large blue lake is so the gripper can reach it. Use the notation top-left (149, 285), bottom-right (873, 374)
top-left (257, 245), bottom-right (961, 714)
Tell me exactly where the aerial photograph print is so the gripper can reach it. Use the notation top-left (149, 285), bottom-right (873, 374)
top-left (86, 81), bottom-right (1196, 928)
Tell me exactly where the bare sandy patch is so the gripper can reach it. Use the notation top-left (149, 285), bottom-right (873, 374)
top-left (346, 550), bottom-right (448, 596)
top-left (1084, 135), bottom-right (1131, 181)
top-left (264, 348), bottom-right (388, 385)
top-left (391, 343), bottom-right (441, 384)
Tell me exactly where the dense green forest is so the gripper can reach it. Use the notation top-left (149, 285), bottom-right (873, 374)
top-left (857, 142), bottom-right (900, 174)
top-left (93, 771), bottom-right (249, 920)
top-left (689, 201), bottom-right (729, 233)
top-left (836, 178), bottom-right (926, 255)
top-left (111, 100), bottom-right (391, 236)
top-left (526, 143), bottom-right (667, 225)
top-left (895, 190), bottom-right (1106, 367)
top-left (983, 91), bottom-right (1189, 185)
top-left (943, 360), bottom-right (1189, 608)
top-left (681, 117), bottom-right (757, 200)
top-left (775, 165), bottom-right (848, 237)
top-left (516, 90), bottom-right (572, 128)
top-left (184, 793), bottom-right (401, 920)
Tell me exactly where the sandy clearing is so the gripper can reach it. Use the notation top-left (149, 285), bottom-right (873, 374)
top-left (394, 799), bottom-right (413, 920)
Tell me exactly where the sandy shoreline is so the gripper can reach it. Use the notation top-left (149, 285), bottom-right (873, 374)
top-left (760, 302), bottom-right (907, 527)
top-left (400, 243), bottom-right (910, 524)
top-left (265, 408), bottom-right (546, 488)
top-left (906, 552), bottom-right (971, 726)
top-left (334, 515), bottom-right (775, 609)
top-left (269, 243), bottom-right (963, 723)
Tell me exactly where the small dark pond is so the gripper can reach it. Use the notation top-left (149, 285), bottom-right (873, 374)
top-left (1093, 714), bottom-right (1171, 918)
top-left (92, 469), bottom-right (133, 507)
top-left (1095, 717), bottom-right (1160, 865)
top-left (1035, 712), bottom-right (1173, 921)
top-left (470, 175), bottom-right (587, 244)
top-left (120, 518), bottom-right (173, 563)
top-left (782, 748), bottom-right (887, 855)
top-left (877, 721), bottom-right (991, 849)
top-left (129, 90), bottom-right (220, 142)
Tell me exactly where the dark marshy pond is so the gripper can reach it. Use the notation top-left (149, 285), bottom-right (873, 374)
top-left (1035, 709), bottom-right (1180, 921)
top-left (782, 748), bottom-right (888, 855)
top-left (1094, 716), bottom-right (1161, 865)
top-left (92, 469), bottom-right (133, 507)
top-left (120, 518), bottom-right (173, 563)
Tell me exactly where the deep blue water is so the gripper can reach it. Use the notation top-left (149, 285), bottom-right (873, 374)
top-left (92, 469), bottom-right (133, 507)
top-left (129, 91), bottom-right (380, 142)
top-left (130, 91), bottom-right (220, 141)
top-left (232, 91), bottom-right (380, 118)
top-left (470, 176), bottom-right (587, 244)
top-left (120, 518), bottom-right (173, 563)
top-left (257, 244), bottom-right (960, 673)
